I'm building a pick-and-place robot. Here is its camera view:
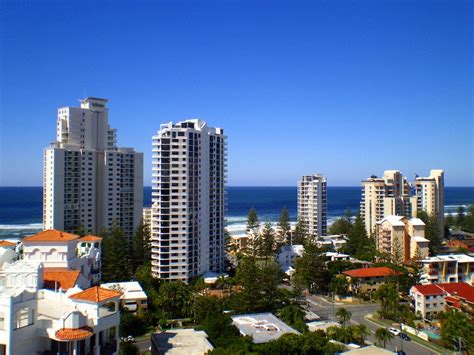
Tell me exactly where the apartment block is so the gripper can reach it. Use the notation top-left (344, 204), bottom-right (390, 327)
top-left (43, 97), bottom-right (143, 239)
top-left (297, 174), bottom-right (327, 238)
top-left (151, 119), bottom-right (227, 282)
top-left (360, 170), bottom-right (412, 236)
top-left (376, 216), bottom-right (429, 263)
top-left (420, 254), bottom-right (474, 285)
top-left (411, 170), bottom-right (445, 237)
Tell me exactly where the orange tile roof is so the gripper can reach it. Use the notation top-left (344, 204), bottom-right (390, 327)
top-left (412, 284), bottom-right (445, 296)
top-left (413, 282), bottom-right (474, 303)
top-left (43, 268), bottom-right (80, 290)
top-left (55, 326), bottom-right (93, 341)
top-left (0, 240), bottom-right (16, 247)
top-left (23, 229), bottom-right (81, 243)
top-left (343, 266), bottom-right (400, 278)
top-left (80, 235), bottom-right (103, 242)
top-left (69, 286), bottom-right (122, 303)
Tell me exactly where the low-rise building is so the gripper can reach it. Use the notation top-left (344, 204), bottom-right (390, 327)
top-left (151, 328), bottom-right (213, 354)
top-left (0, 241), bottom-right (120, 355)
top-left (102, 281), bottom-right (148, 313)
top-left (446, 238), bottom-right (474, 253)
top-left (316, 234), bottom-right (347, 251)
top-left (231, 313), bottom-right (299, 343)
top-left (420, 254), bottom-right (474, 285)
top-left (410, 282), bottom-right (474, 319)
top-left (343, 267), bottom-right (400, 294)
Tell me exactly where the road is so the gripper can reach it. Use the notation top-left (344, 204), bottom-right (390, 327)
top-left (305, 295), bottom-right (442, 355)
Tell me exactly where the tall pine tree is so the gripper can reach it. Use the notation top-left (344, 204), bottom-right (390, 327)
top-left (101, 223), bottom-right (131, 282)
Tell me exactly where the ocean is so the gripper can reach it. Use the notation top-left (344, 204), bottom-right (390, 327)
top-left (1, 186), bottom-right (473, 240)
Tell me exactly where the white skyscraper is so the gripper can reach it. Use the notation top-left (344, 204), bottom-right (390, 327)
top-left (43, 97), bottom-right (143, 239)
top-left (297, 174), bottom-right (327, 238)
top-left (151, 119), bottom-right (227, 282)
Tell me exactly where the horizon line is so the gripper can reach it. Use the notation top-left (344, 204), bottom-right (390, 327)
top-left (1, 185), bottom-right (474, 188)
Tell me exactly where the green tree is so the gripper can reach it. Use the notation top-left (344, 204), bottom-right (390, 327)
top-left (460, 205), bottom-right (474, 233)
top-left (456, 206), bottom-right (466, 226)
top-left (246, 208), bottom-right (260, 257)
top-left (293, 241), bottom-right (330, 294)
top-left (353, 324), bottom-right (369, 345)
top-left (336, 307), bottom-right (352, 328)
top-left (101, 223), bottom-right (131, 282)
top-left (277, 305), bottom-right (308, 333)
top-left (277, 207), bottom-right (291, 247)
top-left (292, 218), bottom-right (308, 245)
top-left (418, 211), bottom-right (443, 254)
top-left (346, 214), bottom-right (374, 261)
top-left (154, 281), bottom-right (193, 319)
top-left (329, 276), bottom-right (349, 297)
top-left (375, 284), bottom-right (399, 319)
top-left (440, 310), bottom-right (474, 352)
top-left (130, 220), bottom-right (151, 273)
top-left (375, 327), bottom-right (394, 348)
top-left (328, 209), bottom-right (353, 235)
top-left (259, 222), bottom-right (275, 260)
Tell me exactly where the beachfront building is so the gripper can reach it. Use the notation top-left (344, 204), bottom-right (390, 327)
top-left (411, 170), bottom-right (445, 237)
top-left (420, 254), bottom-right (474, 285)
top-left (410, 282), bottom-right (474, 319)
top-left (151, 119), bottom-right (227, 282)
top-left (0, 232), bottom-right (120, 355)
top-left (297, 174), bottom-right (327, 238)
top-left (43, 97), bottom-right (143, 239)
top-left (376, 216), bottom-right (429, 263)
top-left (360, 170), bottom-right (412, 236)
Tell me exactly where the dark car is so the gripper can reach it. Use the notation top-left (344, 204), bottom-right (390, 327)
top-left (395, 351), bottom-right (407, 355)
top-left (399, 333), bottom-right (411, 341)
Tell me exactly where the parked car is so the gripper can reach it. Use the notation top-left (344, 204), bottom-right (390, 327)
top-left (395, 351), bottom-right (407, 355)
top-left (388, 327), bottom-right (401, 336)
top-left (399, 333), bottom-right (411, 341)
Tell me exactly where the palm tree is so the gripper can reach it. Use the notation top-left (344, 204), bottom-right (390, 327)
top-left (375, 328), bottom-right (394, 348)
top-left (353, 324), bottom-right (370, 345)
top-left (336, 307), bottom-right (352, 328)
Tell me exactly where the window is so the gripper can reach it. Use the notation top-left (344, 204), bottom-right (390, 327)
top-left (14, 307), bottom-right (34, 329)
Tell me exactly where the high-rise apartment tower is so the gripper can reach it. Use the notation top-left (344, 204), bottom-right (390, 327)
top-left (297, 174), bottom-right (327, 238)
top-left (43, 97), bottom-right (143, 239)
top-left (151, 119), bottom-right (227, 282)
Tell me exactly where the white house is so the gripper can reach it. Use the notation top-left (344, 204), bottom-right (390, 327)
top-left (0, 230), bottom-right (120, 355)
top-left (102, 281), bottom-right (148, 313)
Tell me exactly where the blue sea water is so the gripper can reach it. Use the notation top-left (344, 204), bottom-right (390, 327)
top-left (0, 186), bottom-right (473, 239)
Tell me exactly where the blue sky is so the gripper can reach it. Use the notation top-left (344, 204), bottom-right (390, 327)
top-left (1, 0), bottom-right (472, 186)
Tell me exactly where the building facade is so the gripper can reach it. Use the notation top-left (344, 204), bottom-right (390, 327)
top-left (0, 230), bottom-right (119, 355)
top-left (411, 170), bottom-right (445, 237)
top-left (376, 216), bottom-right (429, 263)
top-left (360, 170), bottom-right (412, 236)
top-left (43, 97), bottom-right (143, 239)
top-left (297, 174), bottom-right (327, 238)
top-left (151, 120), bottom-right (227, 282)
top-left (420, 254), bottom-right (474, 285)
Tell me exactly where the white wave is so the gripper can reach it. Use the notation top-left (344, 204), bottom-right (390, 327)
top-left (0, 223), bottom-right (43, 230)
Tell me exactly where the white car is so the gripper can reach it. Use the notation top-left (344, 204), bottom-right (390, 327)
top-left (388, 327), bottom-right (401, 336)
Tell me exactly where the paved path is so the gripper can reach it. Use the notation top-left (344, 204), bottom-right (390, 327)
top-left (305, 295), bottom-right (443, 354)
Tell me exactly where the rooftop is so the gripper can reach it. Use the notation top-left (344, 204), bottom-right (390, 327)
top-left (0, 240), bottom-right (16, 247)
top-left (80, 235), bottom-right (103, 242)
top-left (343, 345), bottom-right (394, 354)
top-left (151, 329), bottom-right (214, 354)
top-left (69, 286), bottom-right (122, 303)
top-left (231, 313), bottom-right (299, 343)
top-left (43, 268), bottom-right (80, 290)
top-left (422, 254), bottom-right (474, 263)
top-left (343, 266), bottom-right (400, 278)
top-left (412, 282), bottom-right (474, 303)
top-left (101, 281), bottom-right (147, 300)
top-left (23, 229), bottom-right (81, 243)
top-left (55, 326), bottom-right (93, 341)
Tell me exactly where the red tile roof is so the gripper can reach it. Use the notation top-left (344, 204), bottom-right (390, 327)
top-left (55, 326), bottom-right (93, 341)
top-left (413, 282), bottom-right (474, 303)
top-left (43, 268), bottom-right (80, 290)
top-left (80, 235), bottom-right (103, 242)
top-left (0, 240), bottom-right (16, 247)
top-left (412, 284), bottom-right (445, 296)
top-left (69, 286), bottom-right (122, 303)
top-left (23, 229), bottom-right (81, 243)
top-left (343, 266), bottom-right (400, 278)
